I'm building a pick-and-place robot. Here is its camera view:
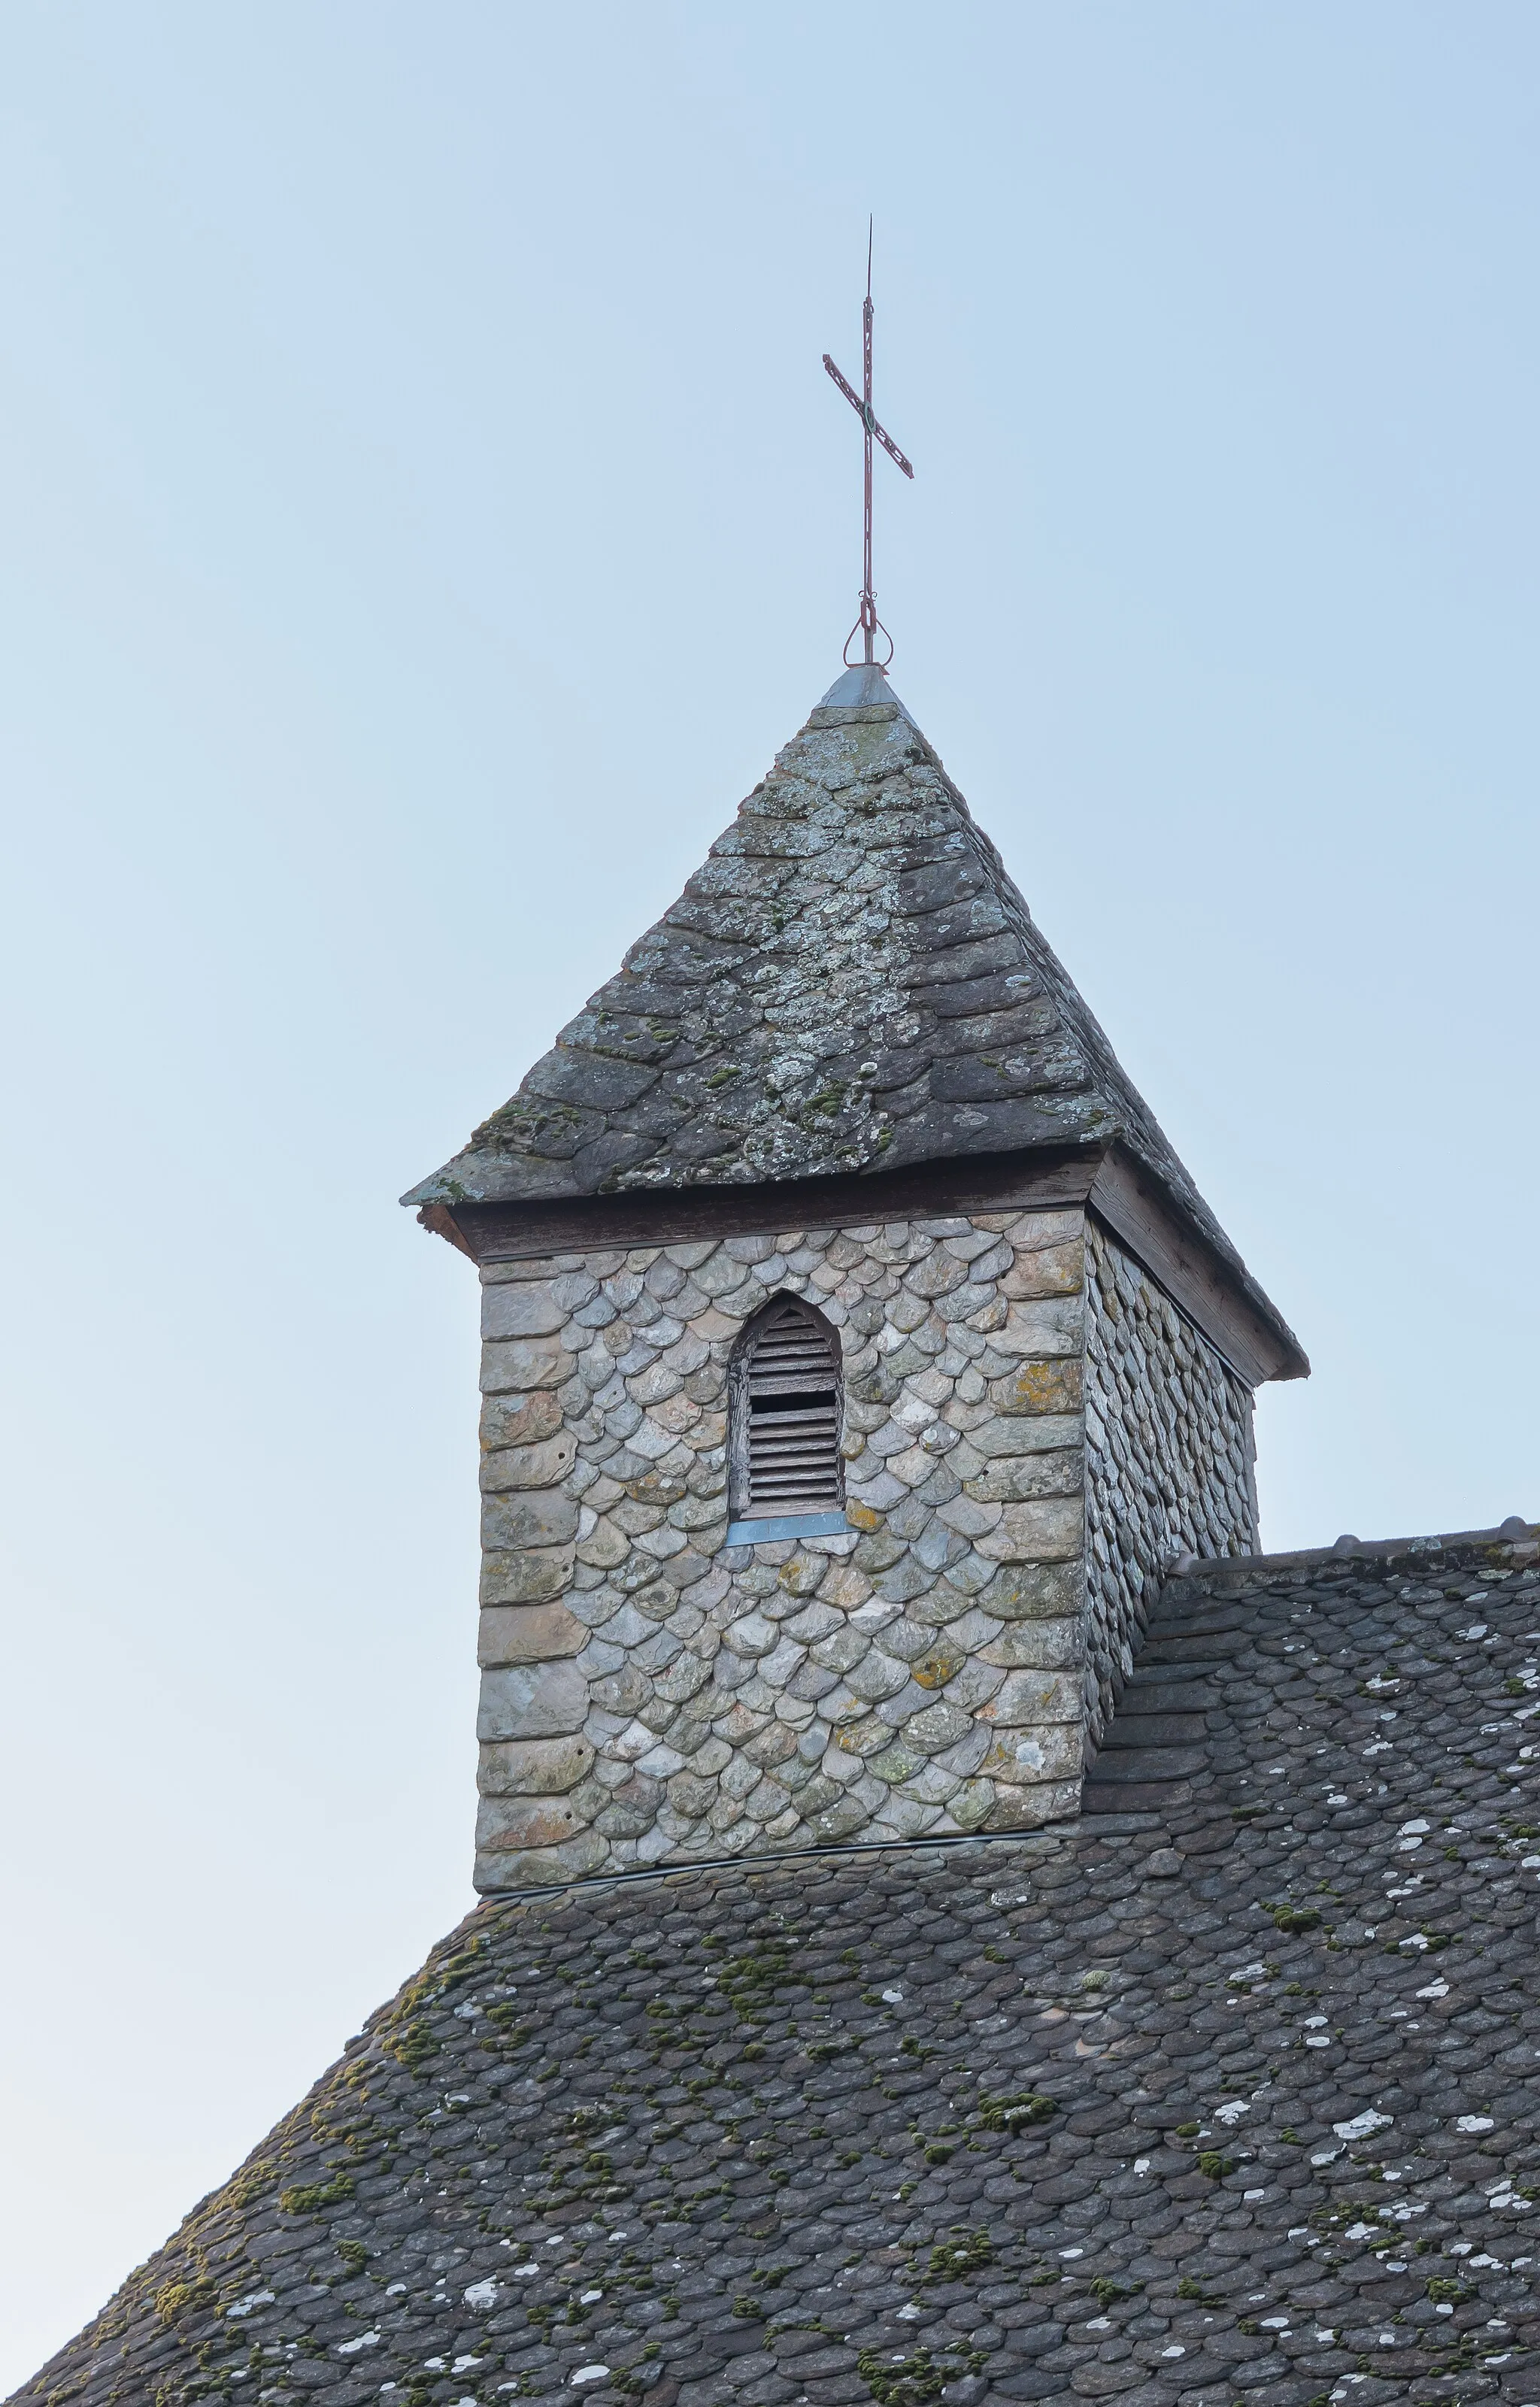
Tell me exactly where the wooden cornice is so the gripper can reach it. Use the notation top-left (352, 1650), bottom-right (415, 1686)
top-left (1087, 1145), bottom-right (1308, 1387)
top-left (421, 1140), bottom-right (1308, 1390)
top-left (427, 1147), bottom-right (1102, 1266)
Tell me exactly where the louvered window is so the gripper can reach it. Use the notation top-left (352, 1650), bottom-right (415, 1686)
top-left (726, 1295), bottom-right (847, 1542)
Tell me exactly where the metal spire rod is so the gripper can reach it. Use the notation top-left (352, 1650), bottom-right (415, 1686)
top-left (823, 217), bottom-right (914, 668)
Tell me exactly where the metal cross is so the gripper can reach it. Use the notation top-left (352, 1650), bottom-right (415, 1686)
top-left (823, 221), bottom-right (914, 668)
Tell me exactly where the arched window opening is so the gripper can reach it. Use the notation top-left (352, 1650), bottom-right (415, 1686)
top-left (726, 1293), bottom-right (847, 1545)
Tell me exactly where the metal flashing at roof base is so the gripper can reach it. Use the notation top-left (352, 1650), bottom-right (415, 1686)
top-left (817, 659), bottom-right (911, 712)
top-left (480, 1817), bottom-right (1078, 1904)
top-left (724, 1509), bottom-right (849, 1546)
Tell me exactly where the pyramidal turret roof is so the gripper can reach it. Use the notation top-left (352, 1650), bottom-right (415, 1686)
top-left (405, 664), bottom-right (1287, 1354)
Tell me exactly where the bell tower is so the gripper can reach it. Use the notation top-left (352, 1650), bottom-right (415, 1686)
top-left (405, 662), bottom-right (1305, 1890)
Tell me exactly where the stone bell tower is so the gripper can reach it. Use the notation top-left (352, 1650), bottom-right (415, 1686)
top-left (404, 661), bottom-right (1306, 1890)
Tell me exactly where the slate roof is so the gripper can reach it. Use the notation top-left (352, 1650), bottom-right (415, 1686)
top-left (21, 1521), bottom-right (1540, 2407)
top-left (402, 666), bottom-right (1244, 1287)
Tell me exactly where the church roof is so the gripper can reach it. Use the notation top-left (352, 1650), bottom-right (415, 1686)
top-left (23, 1520), bottom-right (1540, 2407)
top-left (402, 669), bottom-right (1246, 1284)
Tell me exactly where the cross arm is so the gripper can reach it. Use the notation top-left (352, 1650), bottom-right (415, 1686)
top-left (822, 354), bottom-right (916, 478)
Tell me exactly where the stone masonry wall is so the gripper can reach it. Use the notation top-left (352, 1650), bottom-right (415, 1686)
top-left (472, 1209), bottom-right (1092, 1889)
top-left (1081, 1217), bottom-right (1258, 1748)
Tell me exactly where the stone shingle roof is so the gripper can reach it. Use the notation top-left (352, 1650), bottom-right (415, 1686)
top-left (402, 667), bottom-right (1241, 1287)
top-left (20, 1522), bottom-right (1540, 2407)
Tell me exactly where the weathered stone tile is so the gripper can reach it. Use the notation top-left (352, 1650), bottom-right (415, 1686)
top-left (480, 1433), bottom-right (579, 1493)
top-left (480, 1544), bottom-right (576, 1605)
top-left (482, 1490), bottom-right (581, 1551)
top-left (473, 1793), bottom-right (593, 1853)
top-left (984, 1670), bottom-right (1084, 1727)
top-left (1000, 1241), bottom-right (1084, 1298)
top-left (935, 1656), bottom-right (1007, 1711)
top-left (966, 1449), bottom-right (1084, 1505)
top-left (982, 1618), bottom-right (1081, 1671)
top-left (477, 1660), bottom-right (589, 1740)
top-left (477, 1732), bottom-right (596, 1794)
top-left (480, 1281), bottom-right (568, 1341)
top-left (477, 1603), bottom-right (587, 1665)
top-left (992, 1298), bottom-right (1085, 1358)
top-left (990, 1357), bottom-right (1085, 1416)
top-left (842, 1650), bottom-right (912, 1705)
top-left (480, 1338), bottom-right (568, 1394)
top-left (969, 1411), bottom-right (1083, 1459)
top-left (480, 1389), bottom-right (566, 1450)
top-left (975, 1497), bottom-right (1084, 1563)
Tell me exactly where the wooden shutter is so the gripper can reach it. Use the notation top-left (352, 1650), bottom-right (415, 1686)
top-left (730, 1296), bottom-right (843, 1521)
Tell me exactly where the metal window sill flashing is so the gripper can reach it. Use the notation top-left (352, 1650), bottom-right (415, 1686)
top-left (724, 1510), bottom-right (850, 1546)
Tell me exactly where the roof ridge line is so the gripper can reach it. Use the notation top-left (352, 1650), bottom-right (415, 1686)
top-left (1168, 1520), bottom-right (1538, 1580)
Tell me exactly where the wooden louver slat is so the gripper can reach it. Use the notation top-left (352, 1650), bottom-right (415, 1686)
top-left (732, 1296), bottom-right (844, 1521)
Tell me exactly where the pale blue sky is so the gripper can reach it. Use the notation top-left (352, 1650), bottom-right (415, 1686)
top-left (3, 2), bottom-right (1538, 2384)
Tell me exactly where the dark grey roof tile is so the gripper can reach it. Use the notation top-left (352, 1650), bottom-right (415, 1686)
top-left (928, 1052), bottom-right (1093, 1102)
top-left (571, 1132), bottom-right (664, 1184)
top-left (932, 1002), bottom-right (1061, 1050)
top-left (562, 1017), bottom-right (683, 1066)
top-left (920, 969), bottom-right (1044, 1017)
top-left (522, 1052), bottom-right (662, 1110)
